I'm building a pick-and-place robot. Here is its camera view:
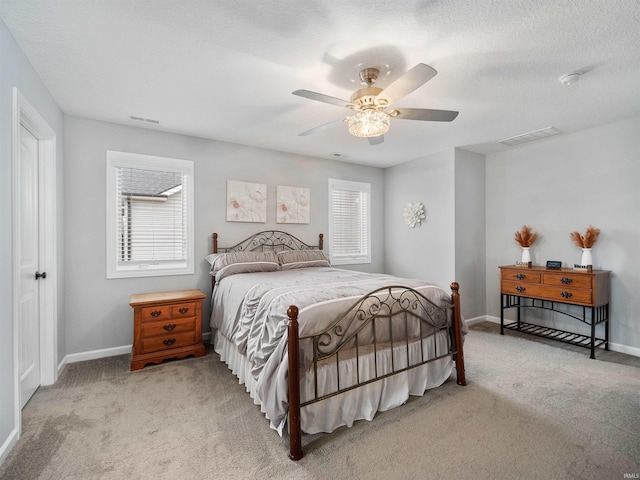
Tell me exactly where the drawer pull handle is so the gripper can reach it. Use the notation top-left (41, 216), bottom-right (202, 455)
top-left (515, 274), bottom-right (526, 280)
top-left (150, 311), bottom-right (162, 317)
top-left (178, 307), bottom-right (189, 314)
top-left (515, 286), bottom-right (526, 293)
top-left (163, 324), bottom-right (176, 332)
top-left (163, 338), bottom-right (177, 346)
top-left (560, 291), bottom-right (573, 299)
top-left (561, 277), bottom-right (573, 285)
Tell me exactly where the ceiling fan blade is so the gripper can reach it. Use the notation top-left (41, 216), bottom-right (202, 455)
top-left (292, 89), bottom-right (351, 108)
top-left (368, 135), bottom-right (384, 146)
top-left (377, 63), bottom-right (438, 106)
top-left (391, 108), bottom-right (459, 122)
top-left (298, 118), bottom-right (344, 136)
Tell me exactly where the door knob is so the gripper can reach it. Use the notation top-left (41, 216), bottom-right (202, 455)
top-left (35, 271), bottom-right (47, 280)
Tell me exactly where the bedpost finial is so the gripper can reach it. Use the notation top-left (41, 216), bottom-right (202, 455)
top-left (450, 282), bottom-right (459, 292)
top-left (287, 305), bottom-right (299, 321)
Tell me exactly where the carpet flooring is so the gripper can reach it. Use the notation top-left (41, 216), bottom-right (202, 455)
top-left (1, 321), bottom-right (638, 480)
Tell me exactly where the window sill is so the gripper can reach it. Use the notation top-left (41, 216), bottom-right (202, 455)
top-left (107, 265), bottom-right (194, 279)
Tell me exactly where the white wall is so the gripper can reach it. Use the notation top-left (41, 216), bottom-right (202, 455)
top-left (486, 117), bottom-right (640, 353)
top-left (63, 115), bottom-right (385, 355)
top-left (384, 149), bottom-right (456, 292)
top-left (0, 19), bottom-right (64, 462)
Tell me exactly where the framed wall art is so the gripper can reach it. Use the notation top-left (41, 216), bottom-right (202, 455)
top-left (226, 180), bottom-right (267, 223)
top-left (276, 185), bottom-right (310, 224)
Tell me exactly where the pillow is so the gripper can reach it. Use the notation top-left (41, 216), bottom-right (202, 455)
top-left (277, 250), bottom-right (331, 270)
top-left (206, 251), bottom-right (280, 281)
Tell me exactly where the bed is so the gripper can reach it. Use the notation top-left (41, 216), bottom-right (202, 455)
top-left (208, 230), bottom-right (466, 460)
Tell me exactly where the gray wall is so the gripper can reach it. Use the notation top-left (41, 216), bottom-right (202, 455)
top-left (0, 19), bottom-right (65, 460)
top-left (63, 115), bottom-right (385, 354)
top-left (383, 148), bottom-right (487, 320)
top-left (384, 149), bottom-right (456, 293)
top-left (454, 149), bottom-right (486, 318)
top-left (485, 117), bottom-right (640, 352)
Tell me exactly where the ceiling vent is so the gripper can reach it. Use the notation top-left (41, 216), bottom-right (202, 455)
top-left (129, 115), bottom-right (160, 124)
top-left (499, 126), bottom-right (562, 146)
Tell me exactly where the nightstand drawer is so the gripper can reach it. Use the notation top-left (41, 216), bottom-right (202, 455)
top-left (141, 317), bottom-right (196, 338)
top-left (141, 305), bottom-right (171, 322)
top-left (171, 302), bottom-right (196, 318)
top-left (140, 331), bottom-right (197, 354)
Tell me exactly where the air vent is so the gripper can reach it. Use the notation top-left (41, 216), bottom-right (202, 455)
top-left (129, 115), bottom-right (160, 125)
top-left (499, 127), bottom-right (562, 146)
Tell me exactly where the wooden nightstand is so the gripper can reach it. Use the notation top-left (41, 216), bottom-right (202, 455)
top-left (130, 289), bottom-right (206, 371)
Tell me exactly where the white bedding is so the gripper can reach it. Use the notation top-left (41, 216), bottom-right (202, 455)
top-left (210, 267), bottom-right (462, 435)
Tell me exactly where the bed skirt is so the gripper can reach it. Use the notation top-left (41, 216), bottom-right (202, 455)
top-left (213, 329), bottom-right (453, 435)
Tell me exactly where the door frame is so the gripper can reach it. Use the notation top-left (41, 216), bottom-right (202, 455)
top-left (11, 87), bottom-right (58, 435)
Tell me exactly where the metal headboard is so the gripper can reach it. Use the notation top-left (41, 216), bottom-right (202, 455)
top-left (212, 231), bottom-right (323, 254)
top-left (210, 231), bottom-right (324, 290)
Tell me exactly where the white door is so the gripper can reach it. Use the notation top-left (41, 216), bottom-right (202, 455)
top-left (18, 124), bottom-right (41, 408)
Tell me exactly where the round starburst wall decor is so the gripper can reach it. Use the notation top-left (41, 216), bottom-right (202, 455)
top-left (403, 202), bottom-right (426, 228)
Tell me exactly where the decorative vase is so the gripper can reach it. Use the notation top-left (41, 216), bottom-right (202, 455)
top-left (580, 248), bottom-right (593, 266)
top-left (521, 247), bottom-right (531, 263)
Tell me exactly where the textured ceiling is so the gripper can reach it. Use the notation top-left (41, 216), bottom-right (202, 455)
top-left (1, 0), bottom-right (639, 167)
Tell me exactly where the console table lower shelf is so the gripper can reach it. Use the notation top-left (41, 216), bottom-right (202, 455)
top-left (500, 295), bottom-right (610, 359)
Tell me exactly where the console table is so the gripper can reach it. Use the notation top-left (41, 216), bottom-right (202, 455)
top-left (499, 266), bottom-right (611, 359)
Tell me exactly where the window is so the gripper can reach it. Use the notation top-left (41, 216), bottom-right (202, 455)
top-left (328, 178), bottom-right (371, 265)
top-left (106, 151), bottom-right (194, 278)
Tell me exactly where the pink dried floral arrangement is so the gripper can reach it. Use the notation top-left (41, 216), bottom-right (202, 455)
top-left (570, 225), bottom-right (600, 248)
top-left (514, 225), bottom-right (539, 247)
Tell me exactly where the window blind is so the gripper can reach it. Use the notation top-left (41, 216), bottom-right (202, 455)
top-left (329, 179), bottom-right (370, 263)
top-left (116, 167), bottom-right (186, 265)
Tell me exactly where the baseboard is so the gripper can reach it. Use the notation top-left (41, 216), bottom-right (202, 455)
top-left (484, 315), bottom-right (501, 324)
top-left (464, 315), bottom-right (492, 326)
top-left (54, 327), bottom-right (637, 367)
top-left (0, 426), bottom-right (19, 467)
top-left (58, 333), bottom-right (212, 368)
top-left (608, 342), bottom-right (640, 358)
top-left (61, 344), bottom-right (133, 367)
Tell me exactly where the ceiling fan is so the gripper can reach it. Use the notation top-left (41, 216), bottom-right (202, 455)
top-left (292, 63), bottom-right (459, 145)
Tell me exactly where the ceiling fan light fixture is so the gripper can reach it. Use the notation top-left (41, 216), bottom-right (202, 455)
top-left (345, 109), bottom-right (390, 138)
top-left (293, 63), bottom-right (456, 144)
